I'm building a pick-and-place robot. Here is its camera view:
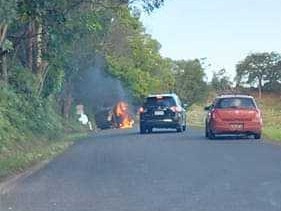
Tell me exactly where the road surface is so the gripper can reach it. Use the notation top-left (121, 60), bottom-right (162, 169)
top-left (1, 128), bottom-right (281, 211)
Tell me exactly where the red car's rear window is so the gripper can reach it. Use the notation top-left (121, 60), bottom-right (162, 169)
top-left (215, 97), bottom-right (256, 109)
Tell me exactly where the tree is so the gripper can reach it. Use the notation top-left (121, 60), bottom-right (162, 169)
top-left (211, 68), bottom-right (232, 93)
top-left (173, 59), bottom-right (208, 104)
top-left (129, 0), bottom-right (165, 12)
top-left (0, 0), bottom-right (171, 151)
top-left (0, 0), bottom-right (16, 84)
top-left (1, 0), bottom-right (168, 117)
top-left (236, 52), bottom-right (281, 98)
top-left (105, 6), bottom-right (174, 102)
top-left (264, 60), bottom-right (281, 92)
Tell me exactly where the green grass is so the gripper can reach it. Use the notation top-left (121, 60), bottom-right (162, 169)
top-left (255, 92), bottom-right (281, 141)
top-left (187, 104), bottom-right (205, 128)
top-left (0, 132), bottom-right (88, 182)
top-left (0, 86), bottom-right (92, 182)
top-left (263, 127), bottom-right (281, 142)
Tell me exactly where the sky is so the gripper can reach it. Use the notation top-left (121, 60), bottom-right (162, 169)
top-left (140, 0), bottom-right (281, 81)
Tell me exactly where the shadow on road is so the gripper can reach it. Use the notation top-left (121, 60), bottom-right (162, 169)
top-left (143, 130), bottom-right (179, 134)
top-left (206, 135), bottom-right (263, 142)
top-left (89, 127), bottom-right (263, 144)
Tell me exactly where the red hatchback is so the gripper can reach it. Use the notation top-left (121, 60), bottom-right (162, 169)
top-left (205, 95), bottom-right (262, 139)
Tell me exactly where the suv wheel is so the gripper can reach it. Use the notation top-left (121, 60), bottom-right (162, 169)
top-left (176, 125), bottom-right (183, 133)
top-left (254, 133), bottom-right (261, 139)
top-left (140, 124), bottom-right (146, 134)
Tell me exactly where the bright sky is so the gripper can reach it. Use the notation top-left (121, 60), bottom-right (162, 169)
top-left (140, 0), bottom-right (281, 81)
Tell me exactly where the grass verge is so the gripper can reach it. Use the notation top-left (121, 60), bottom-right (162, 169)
top-left (0, 132), bottom-right (88, 182)
top-left (263, 127), bottom-right (281, 142)
top-left (187, 104), bottom-right (205, 128)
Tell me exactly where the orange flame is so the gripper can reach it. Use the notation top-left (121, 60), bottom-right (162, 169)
top-left (113, 101), bottom-right (134, 129)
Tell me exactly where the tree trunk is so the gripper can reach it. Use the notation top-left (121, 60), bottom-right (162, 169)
top-left (0, 24), bottom-right (8, 45)
top-left (27, 21), bottom-right (35, 71)
top-left (64, 93), bottom-right (73, 119)
top-left (61, 83), bottom-right (73, 119)
top-left (36, 22), bottom-right (43, 72)
top-left (36, 61), bottom-right (48, 96)
top-left (2, 54), bottom-right (8, 84)
top-left (258, 77), bottom-right (262, 99)
top-left (0, 23), bottom-right (8, 85)
top-left (34, 21), bottom-right (49, 96)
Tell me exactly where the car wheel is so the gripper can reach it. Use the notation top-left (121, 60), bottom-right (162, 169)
top-left (254, 133), bottom-right (261, 139)
top-left (205, 126), bottom-right (209, 138)
top-left (176, 125), bottom-right (183, 132)
top-left (183, 125), bottom-right (187, 131)
top-left (140, 124), bottom-right (146, 134)
top-left (147, 127), bottom-right (153, 133)
top-left (208, 129), bottom-right (215, 140)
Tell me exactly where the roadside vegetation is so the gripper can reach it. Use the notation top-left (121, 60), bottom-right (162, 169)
top-left (1, 0), bottom-right (281, 181)
top-left (0, 0), bottom-right (172, 181)
top-left (0, 0), bottom-right (208, 181)
top-left (256, 93), bottom-right (281, 141)
top-left (0, 132), bottom-right (87, 181)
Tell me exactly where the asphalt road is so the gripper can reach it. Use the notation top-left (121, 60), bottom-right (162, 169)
top-left (1, 128), bottom-right (281, 211)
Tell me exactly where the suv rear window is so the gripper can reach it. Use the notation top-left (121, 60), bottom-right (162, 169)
top-left (145, 96), bottom-right (176, 107)
top-left (215, 97), bottom-right (256, 109)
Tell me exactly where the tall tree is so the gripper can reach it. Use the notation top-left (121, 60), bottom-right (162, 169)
top-left (105, 6), bottom-right (174, 102)
top-left (236, 52), bottom-right (281, 98)
top-left (264, 60), bottom-right (281, 92)
top-left (211, 68), bottom-right (232, 93)
top-left (0, 0), bottom-right (16, 84)
top-left (173, 59), bottom-right (207, 104)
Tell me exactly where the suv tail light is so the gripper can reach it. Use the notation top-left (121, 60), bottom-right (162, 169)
top-left (139, 107), bottom-right (147, 113)
top-left (139, 107), bottom-right (145, 113)
top-left (170, 106), bottom-right (182, 113)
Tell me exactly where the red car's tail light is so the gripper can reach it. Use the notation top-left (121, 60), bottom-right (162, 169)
top-left (256, 110), bottom-right (260, 118)
top-left (253, 109), bottom-right (262, 123)
top-left (211, 109), bottom-right (221, 121)
top-left (212, 112), bottom-right (216, 119)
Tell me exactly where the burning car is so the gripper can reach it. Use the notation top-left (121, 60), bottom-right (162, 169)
top-left (95, 101), bottom-right (134, 130)
top-left (109, 101), bottom-right (134, 129)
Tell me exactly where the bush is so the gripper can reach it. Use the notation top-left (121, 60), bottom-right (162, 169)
top-left (0, 87), bottom-right (64, 153)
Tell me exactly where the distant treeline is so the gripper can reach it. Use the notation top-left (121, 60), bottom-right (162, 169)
top-left (211, 52), bottom-right (281, 98)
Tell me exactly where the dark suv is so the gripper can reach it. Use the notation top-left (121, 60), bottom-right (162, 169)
top-left (205, 94), bottom-right (262, 139)
top-left (139, 94), bottom-right (187, 133)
